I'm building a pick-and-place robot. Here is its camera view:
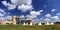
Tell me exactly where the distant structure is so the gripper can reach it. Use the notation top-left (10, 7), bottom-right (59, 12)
top-left (22, 20), bottom-right (32, 25)
top-left (45, 22), bottom-right (54, 25)
top-left (0, 16), bottom-right (57, 25)
top-left (0, 20), bottom-right (13, 25)
top-left (13, 16), bottom-right (17, 25)
top-left (1, 20), bottom-right (6, 25)
top-left (12, 16), bottom-right (32, 25)
top-left (38, 22), bottom-right (42, 25)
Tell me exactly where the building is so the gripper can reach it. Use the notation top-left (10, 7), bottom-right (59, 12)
top-left (0, 16), bottom-right (33, 25)
top-left (21, 20), bottom-right (32, 25)
top-left (13, 16), bottom-right (17, 25)
top-left (0, 20), bottom-right (13, 25)
top-left (38, 22), bottom-right (42, 25)
top-left (45, 22), bottom-right (54, 25)
top-left (12, 16), bottom-right (32, 25)
top-left (1, 20), bottom-right (6, 25)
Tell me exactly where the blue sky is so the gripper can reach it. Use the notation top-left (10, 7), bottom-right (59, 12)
top-left (0, 0), bottom-right (60, 22)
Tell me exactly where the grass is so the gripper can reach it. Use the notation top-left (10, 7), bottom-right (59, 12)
top-left (0, 24), bottom-right (60, 30)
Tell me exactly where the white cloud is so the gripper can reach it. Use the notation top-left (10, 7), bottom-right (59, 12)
top-left (44, 18), bottom-right (50, 21)
top-left (18, 4), bottom-right (33, 12)
top-left (26, 15), bottom-right (36, 19)
top-left (1, 1), bottom-right (16, 10)
top-left (0, 8), bottom-right (10, 17)
top-left (39, 10), bottom-right (43, 12)
top-left (6, 16), bottom-right (12, 20)
top-left (1, 0), bottom-right (33, 12)
top-left (0, 17), bottom-right (6, 20)
top-left (26, 10), bottom-right (42, 19)
top-left (51, 9), bottom-right (56, 12)
top-left (20, 15), bottom-right (25, 18)
top-left (11, 0), bottom-right (33, 12)
top-left (30, 15), bottom-right (37, 18)
top-left (56, 13), bottom-right (60, 15)
top-left (30, 11), bottom-right (40, 16)
top-left (0, 13), bottom-right (5, 16)
top-left (0, 8), bottom-right (6, 16)
top-left (45, 14), bottom-right (51, 17)
top-left (44, 18), bottom-right (50, 22)
top-left (26, 15), bottom-right (30, 17)
top-left (0, 8), bottom-right (4, 12)
top-left (0, 16), bottom-right (12, 20)
top-left (26, 15), bottom-right (31, 20)
top-left (51, 16), bottom-right (59, 20)
top-left (11, 0), bottom-right (32, 5)
top-left (7, 4), bottom-right (16, 10)
top-left (40, 18), bottom-right (43, 20)
top-left (1, 1), bottom-right (8, 6)
top-left (50, 16), bottom-right (59, 22)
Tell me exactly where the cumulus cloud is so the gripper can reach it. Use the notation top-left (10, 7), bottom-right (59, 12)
top-left (0, 8), bottom-right (4, 12)
top-left (11, 0), bottom-right (32, 5)
top-left (56, 13), bottom-right (60, 15)
top-left (51, 16), bottom-right (59, 20)
top-left (26, 10), bottom-right (43, 19)
top-left (26, 15), bottom-right (36, 19)
top-left (44, 15), bottom-right (60, 22)
top-left (30, 15), bottom-right (37, 18)
top-left (44, 18), bottom-right (50, 21)
top-left (0, 16), bottom-right (12, 20)
top-left (44, 18), bottom-right (51, 22)
top-left (0, 8), bottom-right (6, 16)
top-left (51, 9), bottom-right (56, 12)
top-left (26, 15), bottom-right (30, 18)
top-left (40, 18), bottom-right (43, 20)
top-left (26, 15), bottom-right (32, 20)
top-left (20, 15), bottom-right (25, 18)
top-left (44, 14), bottom-right (52, 22)
top-left (1, 1), bottom-right (16, 10)
top-left (7, 3), bottom-right (16, 10)
top-left (45, 14), bottom-right (51, 17)
top-left (39, 10), bottom-right (43, 12)
top-left (0, 13), bottom-right (5, 17)
top-left (11, 0), bottom-right (33, 12)
top-left (0, 17), bottom-right (6, 20)
top-left (1, 1), bottom-right (8, 6)
top-left (18, 4), bottom-right (33, 12)
top-left (51, 16), bottom-right (59, 22)
top-left (1, 0), bottom-right (33, 12)
top-left (6, 16), bottom-right (12, 20)
top-left (30, 11), bottom-right (41, 16)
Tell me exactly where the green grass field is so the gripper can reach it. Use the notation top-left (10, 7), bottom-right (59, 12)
top-left (0, 24), bottom-right (60, 30)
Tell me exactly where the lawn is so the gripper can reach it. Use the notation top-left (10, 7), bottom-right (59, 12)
top-left (0, 24), bottom-right (60, 30)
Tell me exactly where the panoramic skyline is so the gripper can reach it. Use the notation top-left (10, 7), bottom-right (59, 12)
top-left (0, 0), bottom-right (60, 22)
